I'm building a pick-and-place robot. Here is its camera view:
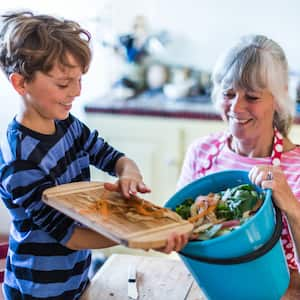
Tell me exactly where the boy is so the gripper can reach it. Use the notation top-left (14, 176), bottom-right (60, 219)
top-left (0, 11), bottom-right (188, 299)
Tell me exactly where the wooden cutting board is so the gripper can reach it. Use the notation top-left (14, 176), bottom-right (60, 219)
top-left (42, 182), bottom-right (193, 249)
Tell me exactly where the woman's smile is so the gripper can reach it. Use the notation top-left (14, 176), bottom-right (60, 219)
top-left (228, 116), bottom-right (252, 125)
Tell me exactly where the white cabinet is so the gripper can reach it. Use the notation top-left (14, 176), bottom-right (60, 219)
top-left (290, 124), bottom-right (300, 144)
top-left (181, 120), bottom-right (227, 151)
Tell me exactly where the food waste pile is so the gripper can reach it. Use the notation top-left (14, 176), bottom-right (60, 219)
top-left (175, 184), bottom-right (264, 240)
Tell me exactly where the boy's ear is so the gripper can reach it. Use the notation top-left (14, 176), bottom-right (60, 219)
top-left (9, 73), bottom-right (26, 95)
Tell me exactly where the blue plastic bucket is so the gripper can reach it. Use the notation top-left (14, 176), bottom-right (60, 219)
top-left (165, 170), bottom-right (290, 300)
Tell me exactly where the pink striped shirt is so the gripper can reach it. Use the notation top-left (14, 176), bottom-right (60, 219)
top-left (177, 132), bottom-right (300, 270)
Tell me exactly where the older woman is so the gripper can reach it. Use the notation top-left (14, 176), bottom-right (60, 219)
top-left (177, 34), bottom-right (300, 299)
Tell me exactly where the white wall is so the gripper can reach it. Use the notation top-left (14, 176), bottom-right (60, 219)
top-left (1, 0), bottom-right (300, 103)
top-left (99, 0), bottom-right (300, 72)
top-left (0, 0), bottom-right (300, 232)
top-left (0, 72), bottom-right (18, 233)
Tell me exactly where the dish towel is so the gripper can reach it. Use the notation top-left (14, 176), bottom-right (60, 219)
top-left (0, 241), bottom-right (8, 283)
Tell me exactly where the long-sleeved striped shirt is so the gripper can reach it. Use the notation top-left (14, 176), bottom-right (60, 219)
top-left (0, 114), bottom-right (124, 299)
top-left (177, 131), bottom-right (300, 270)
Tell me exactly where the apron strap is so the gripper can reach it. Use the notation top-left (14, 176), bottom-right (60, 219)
top-left (271, 127), bottom-right (283, 166)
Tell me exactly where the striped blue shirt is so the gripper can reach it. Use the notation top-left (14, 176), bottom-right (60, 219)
top-left (0, 114), bottom-right (124, 299)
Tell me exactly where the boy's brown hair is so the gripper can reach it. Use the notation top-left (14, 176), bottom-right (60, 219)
top-left (0, 11), bottom-right (92, 81)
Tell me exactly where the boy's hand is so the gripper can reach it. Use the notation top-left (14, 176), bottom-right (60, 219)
top-left (155, 232), bottom-right (190, 254)
top-left (104, 176), bottom-right (151, 199)
top-left (111, 156), bottom-right (151, 198)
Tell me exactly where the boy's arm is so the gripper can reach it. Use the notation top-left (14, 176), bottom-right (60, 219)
top-left (65, 227), bottom-right (117, 250)
top-left (114, 156), bottom-right (142, 179)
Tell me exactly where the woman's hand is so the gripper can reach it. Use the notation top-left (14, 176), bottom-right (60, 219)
top-left (249, 165), bottom-right (297, 213)
top-left (249, 165), bottom-right (300, 263)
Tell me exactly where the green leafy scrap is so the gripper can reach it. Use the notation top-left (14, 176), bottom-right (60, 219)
top-left (175, 198), bottom-right (194, 219)
top-left (222, 184), bottom-right (263, 219)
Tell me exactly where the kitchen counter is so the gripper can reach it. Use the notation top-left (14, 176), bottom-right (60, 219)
top-left (84, 94), bottom-right (300, 123)
top-left (84, 94), bottom-right (221, 120)
top-left (80, 253), bottom-right (206, 300)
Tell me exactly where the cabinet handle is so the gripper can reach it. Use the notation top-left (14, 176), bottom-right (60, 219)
top-left (166, 158), bottom-right (179, 167)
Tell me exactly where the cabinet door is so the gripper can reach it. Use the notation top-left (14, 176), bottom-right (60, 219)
top-left (85, 114), bottom-right (181, 206)
top-left (182, 119), bottom-right (226, 154)
top-left (290, 124), bottom-right (300, 144)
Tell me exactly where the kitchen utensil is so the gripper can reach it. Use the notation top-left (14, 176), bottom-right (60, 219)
top-left (127, 264), bottom-right (138, 299)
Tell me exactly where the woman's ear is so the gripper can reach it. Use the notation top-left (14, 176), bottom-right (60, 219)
top-left (272, 93), bottom-right (279, 111)
top-left (9, 73), bottom-right (26, 95)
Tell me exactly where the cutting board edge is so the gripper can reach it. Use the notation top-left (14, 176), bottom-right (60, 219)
top-left (127, 222), bottom-right (194, 249)
top-left (43, 181), bottom-right (105, 198)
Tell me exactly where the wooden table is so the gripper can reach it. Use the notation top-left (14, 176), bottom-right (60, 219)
top-left (81, 253), bottom-right (206, 300)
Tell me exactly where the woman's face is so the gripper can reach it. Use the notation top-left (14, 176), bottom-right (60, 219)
top-left (221, 87), bottom-right (276, 142)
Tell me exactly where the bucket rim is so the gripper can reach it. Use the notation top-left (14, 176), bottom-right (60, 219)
top-left (166, 170), bottom-right (273, 246)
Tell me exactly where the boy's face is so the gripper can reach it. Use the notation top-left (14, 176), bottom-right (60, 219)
top-left (22, 54), bottom-right (83, 123)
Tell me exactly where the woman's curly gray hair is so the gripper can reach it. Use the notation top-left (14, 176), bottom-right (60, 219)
top-left (211, 34), bottom-right (294, 137)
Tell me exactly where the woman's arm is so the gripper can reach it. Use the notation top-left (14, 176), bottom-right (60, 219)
top-left (284, 200), bottom-right (300, 262)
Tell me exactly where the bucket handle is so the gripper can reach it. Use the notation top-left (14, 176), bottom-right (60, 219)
top-left (179, 205), bottom-right (282, 265)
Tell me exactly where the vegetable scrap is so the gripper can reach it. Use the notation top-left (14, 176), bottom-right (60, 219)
top-left (79, 191), bottom-right (182, 223)
top-left (175, 184), bottom-right (264, 240)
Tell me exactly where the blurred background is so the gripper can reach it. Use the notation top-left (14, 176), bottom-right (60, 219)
top-left (1, 0), bottom-right (300, 233)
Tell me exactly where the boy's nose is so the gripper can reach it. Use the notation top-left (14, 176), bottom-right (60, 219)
top-left (69, 81), bottom-right (81, 97)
